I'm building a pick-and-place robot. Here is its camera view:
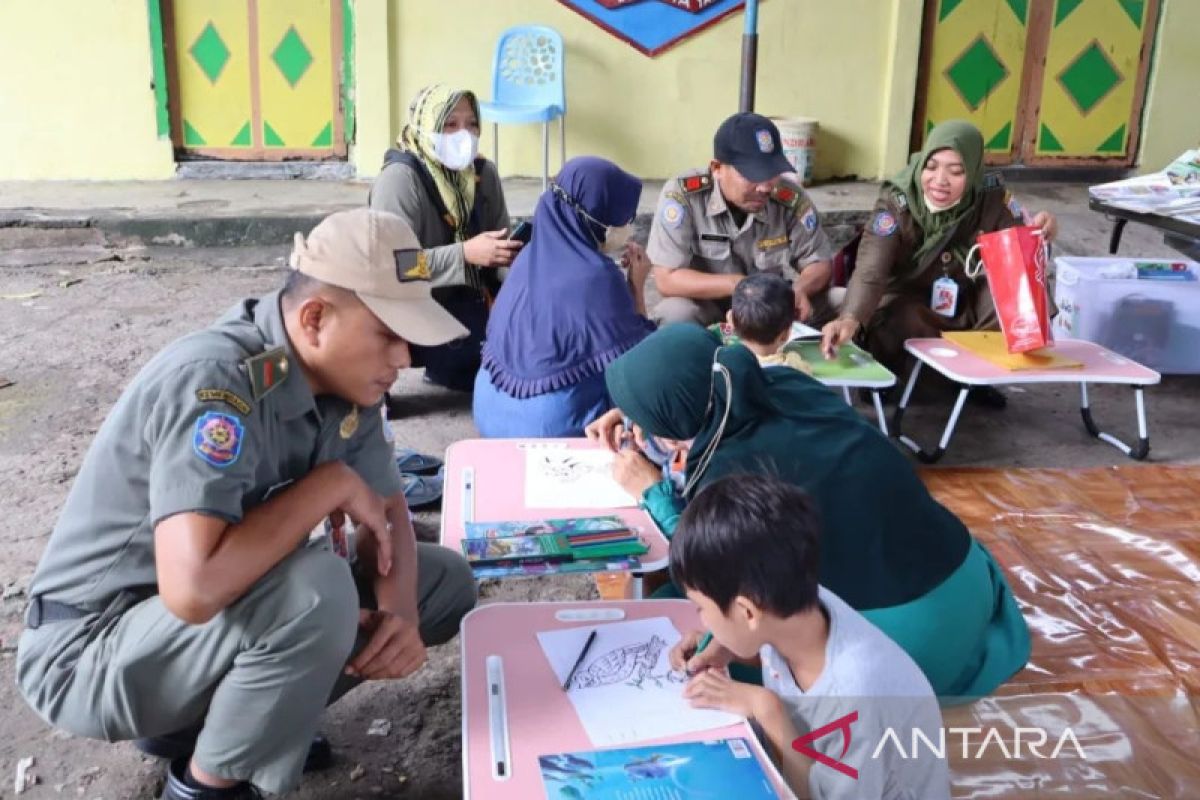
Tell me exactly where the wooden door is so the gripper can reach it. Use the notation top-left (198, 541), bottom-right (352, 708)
top-left (163, 0), bottom-right (348, 160)
top-left (913, 0), bottom-right (1160, 167)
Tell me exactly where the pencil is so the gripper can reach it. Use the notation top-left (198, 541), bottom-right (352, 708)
top-left (686, 631), bottom-right (713, 677)
top-left (562, 629), bottom-right (597, 691)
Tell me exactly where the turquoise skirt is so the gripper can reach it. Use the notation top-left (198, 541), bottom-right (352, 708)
top-left (861, 539), bottom-right (1030, 702)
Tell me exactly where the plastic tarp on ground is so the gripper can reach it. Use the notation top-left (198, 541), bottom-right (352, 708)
top-left (924, 465), bottom-right (1200, 799)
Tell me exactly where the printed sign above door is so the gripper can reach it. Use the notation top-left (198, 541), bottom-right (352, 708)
top-left (913, 0), bottom-right (1160, 167)
top-left (163, 0), bottom-right (349, 160)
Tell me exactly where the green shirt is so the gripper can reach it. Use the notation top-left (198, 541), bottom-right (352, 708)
top-left (27, 291), bottom-right (402, 609)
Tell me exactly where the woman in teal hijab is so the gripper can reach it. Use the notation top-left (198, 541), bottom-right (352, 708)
top-left (820, 120), bottom-right (1057, 407)
top-left (592, 324), bottom-right (1030, 700)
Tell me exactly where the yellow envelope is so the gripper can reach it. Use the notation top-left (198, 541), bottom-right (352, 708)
top-left (943, 331), bottom-right (1084, 371)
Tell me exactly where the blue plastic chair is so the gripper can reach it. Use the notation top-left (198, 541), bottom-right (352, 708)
top-left (479, 25), bottom-right (566, 192)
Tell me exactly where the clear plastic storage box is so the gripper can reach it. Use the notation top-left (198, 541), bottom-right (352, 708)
top-left (1052, 256), bottom-right (1200, 374)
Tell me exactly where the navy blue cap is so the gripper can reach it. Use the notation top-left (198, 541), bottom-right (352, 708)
top-left (713, 113), bottom-right (794, 183)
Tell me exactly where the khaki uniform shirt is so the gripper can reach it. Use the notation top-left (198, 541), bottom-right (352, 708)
top-left (646, 170), bottom-right (832, 279)
top-left (369, 158), bottom-right (509, 290)
top-left (26, 291), bottom-right (402, 609)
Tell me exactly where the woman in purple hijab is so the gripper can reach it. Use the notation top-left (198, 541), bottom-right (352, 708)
top-left (473, 156), bottom-right (654, 437)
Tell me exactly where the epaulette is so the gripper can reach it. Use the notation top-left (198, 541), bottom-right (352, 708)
top-left (243, 347), bottom-right (290, 402)
top-left (770, 180), bottom-right (802, 211)
top-left (680, 173), bottom-right (712, 194)
top-left (983, 171), bottom-right (1005, 191)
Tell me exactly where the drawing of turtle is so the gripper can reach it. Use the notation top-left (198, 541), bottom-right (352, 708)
top-left (569, 635), bottom-right (667, 690)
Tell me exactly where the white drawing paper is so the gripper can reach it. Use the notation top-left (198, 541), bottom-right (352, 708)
top-left (537, 617), bottom-right (742, 746)
top-left (790, 321), bottom-right (821, 340)
top-left (524, 448), bottom-right (637, 509)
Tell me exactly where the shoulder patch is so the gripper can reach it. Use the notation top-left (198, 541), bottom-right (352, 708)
top-left (890, 189), bottom-right (909, 210)
top-left (243, 347), bottom-right (289, 402)
top-left (196, 388), bottom-right (252, 416)
top-left (800, 206), bottom-right (819, 233)
top-left (660, 197), bottom-right (686, 229)
top-left (680, 173), bottom-right (712, 194)
top-left (770, 182), bottom-right (801, 211)
top-left (983, 171), bottom-right (1004, 191)
top-left (870, 210), bottom-right (898, 237)
top-left (193, 411), bottom-right (245, 468)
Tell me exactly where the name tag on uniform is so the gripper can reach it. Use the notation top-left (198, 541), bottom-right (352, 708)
top-left (757, 235), bottom-right (788, 250)
top-left (700, 233), bottom-right (730, 242)
top-left (931, 277), bottom-right (959, 317)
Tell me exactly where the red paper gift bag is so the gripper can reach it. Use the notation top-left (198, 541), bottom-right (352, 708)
top-left (965, 225), bottom-right (1051, 353)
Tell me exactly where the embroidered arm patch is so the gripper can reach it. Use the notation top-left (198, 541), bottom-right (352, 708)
top-left (870, 211), bottom-right (898, 237)
top-left (192, 411), bottom-right (245, 468)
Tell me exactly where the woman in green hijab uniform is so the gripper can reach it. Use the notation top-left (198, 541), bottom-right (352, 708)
top-left (820, 120), bottom-right (1057, 407)
top-left (589, 324), bottom-right (1030, 700)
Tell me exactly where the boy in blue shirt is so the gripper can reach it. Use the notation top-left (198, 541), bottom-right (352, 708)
top-left (669, 475), bottom-right (949, 800)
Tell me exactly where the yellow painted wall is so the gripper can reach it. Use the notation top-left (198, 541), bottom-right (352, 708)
top-left (0, 0), bottom-right (174, 180)
top-left (363, 0), bottom-right (924, 181)
top-left (1137, 0), bottom-right (1200, 170)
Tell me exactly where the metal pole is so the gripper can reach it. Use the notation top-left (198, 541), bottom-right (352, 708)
top-left (738, 0), bottom-right (759, 112)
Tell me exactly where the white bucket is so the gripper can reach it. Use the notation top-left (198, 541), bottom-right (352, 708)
top-left (771, 117), bottom-right (818, 186)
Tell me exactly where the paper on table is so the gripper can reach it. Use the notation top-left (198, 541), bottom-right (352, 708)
top-left (524, 448), bottom-right (637, 509)
top-left (790, 321), bottom-right (821, 340)
top-left (537, 617), bottom-right (741, 747)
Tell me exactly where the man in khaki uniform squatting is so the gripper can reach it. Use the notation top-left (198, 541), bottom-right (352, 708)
top-left (16, 209), bottom-right (478, 799)
top-left (647, 112), bottom-right (837, 328)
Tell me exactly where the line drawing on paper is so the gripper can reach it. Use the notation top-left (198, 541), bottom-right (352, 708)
top-left (537, 616), bottom-right (740, 745)
top-left (568, 635), bottom-right (686, 691)
top-left (538, 453), bottom-right (607, 484)
top-left (524, 448), bottom-right (637, 509)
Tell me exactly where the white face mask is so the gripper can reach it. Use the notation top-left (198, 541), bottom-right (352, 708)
top-left (603, 223), bottom-right (635, 254)
top-left (923, 192), bottom-right (961, 214)
top-left (429, 129), bottom-right (479, 171)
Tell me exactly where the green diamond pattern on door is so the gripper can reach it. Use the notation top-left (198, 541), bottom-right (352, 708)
top-left (1054, 0), bottom-right (1084, 27)
top-left (1098, 124), bottom-right (1127, 153)
top-left (231, 122), bottom-right (252, 147)
top-left (190, 21), bottom-right (230, 84)
top-left (985, 122), bottom-right (1012, 152)
top-left (263, 121), bottom-right (285, 147)
top-left (312, 122), bottom-right (333, 147)
top-left (944, 36), bottom-right (1009, 111)
top-left (939, 0), bottom-right (965, 22)
top-left (1058, 41), bottom-right (1122, 115)
top-left (1039, 123), bottom-right (1064, 153)
top-left (272, 26), bottom-right (313, 88)
top-left (183, 119), bottom-right (207, 147)
top-left (1117, 0), bottom-right (1145, 28)
top-left (1003, 0), bottom-right (1027, 25)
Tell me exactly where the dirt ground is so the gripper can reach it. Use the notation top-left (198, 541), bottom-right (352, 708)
top-left (0, 241), bottom-right (597, 800)
top-left (1, 233), bottom-right (1198, 799)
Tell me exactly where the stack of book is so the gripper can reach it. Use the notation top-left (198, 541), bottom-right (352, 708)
top-left (461, 515), bottom-right (649, 578)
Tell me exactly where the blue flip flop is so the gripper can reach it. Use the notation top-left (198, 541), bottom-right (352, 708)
top-left (402, 467), bottom-right (444, 510)
top-left (394, 448), bottom-right (443, 476)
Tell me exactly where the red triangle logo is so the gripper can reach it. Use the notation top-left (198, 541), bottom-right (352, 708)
top-left (791, 711), bottom-right (860, 780)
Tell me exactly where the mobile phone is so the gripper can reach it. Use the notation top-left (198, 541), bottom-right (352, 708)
top-left (509, 220), bottom-right (532, 244)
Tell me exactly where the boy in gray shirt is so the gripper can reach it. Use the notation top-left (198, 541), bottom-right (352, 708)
top-left (669, 475), bottom-right (949, 799)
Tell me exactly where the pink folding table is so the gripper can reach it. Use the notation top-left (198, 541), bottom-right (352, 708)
top-left (440, 438), bottom-right (672, 590)
top-left (894, 337), bottom-right (1161, 463)
top-left (459, 600), bottom-right (794, 799)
